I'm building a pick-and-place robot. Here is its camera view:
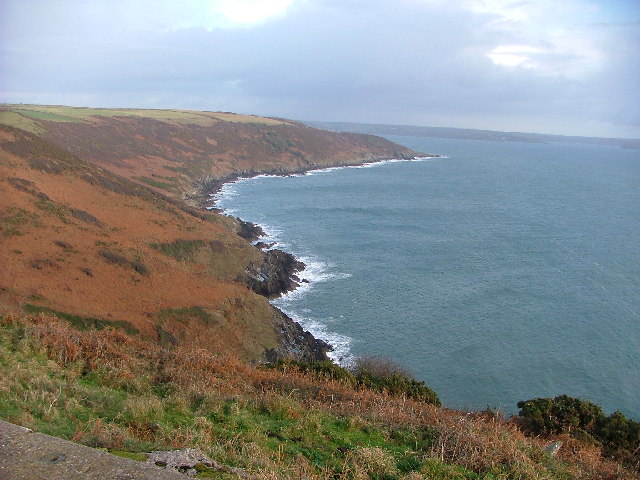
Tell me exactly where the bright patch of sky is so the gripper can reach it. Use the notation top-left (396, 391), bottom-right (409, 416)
top-left (209, 0), bottom-right (298, 27)
top-left (120, 0), bottom-right (301, 31)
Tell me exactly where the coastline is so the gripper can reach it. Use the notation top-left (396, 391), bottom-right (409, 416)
top-left (192, 151), bottom-right (437, 209)
top-left (206, 154), bottom-right (440, 363)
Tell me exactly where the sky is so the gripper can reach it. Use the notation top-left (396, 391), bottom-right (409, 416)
top-left (1, 0), bottom-right (639, 138)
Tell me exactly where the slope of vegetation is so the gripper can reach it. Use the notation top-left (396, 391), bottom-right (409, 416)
top-left (1, 314), bottom-right (636, 480)
top-left (0, 106), bottom-right (636, 478)
top-left (0, 123), bottom-right (316, 362)
top-left (0, 104), bottom-right (423, 210)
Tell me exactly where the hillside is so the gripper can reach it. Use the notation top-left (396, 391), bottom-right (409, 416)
top-left (0, 105), bottom-right (421, 362)
top-left (1, 314), bottom-right (636, 479)
top-left (1, 105), bottom-right (637, 479)
top-left (1, 105), bottom-right (420, 208)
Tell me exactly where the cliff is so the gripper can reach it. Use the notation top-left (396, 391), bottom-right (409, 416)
top-left (0, 104), bottom-right (420, 363)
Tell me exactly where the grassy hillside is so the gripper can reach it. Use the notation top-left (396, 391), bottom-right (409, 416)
top-left (1, 314), bottom-right (635, 479)
top-left (1, 105), bottom-right (636, 478)
top-left (0, 122), bottom-right (327, 362)
top-left (0, 105), bottom-right (422, 208)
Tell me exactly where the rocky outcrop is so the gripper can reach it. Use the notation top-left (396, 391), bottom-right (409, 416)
top-left (0, 420), bottom-right (185, 480)
top-left (265, 307), bottom-right (333, 363)
top-left (245, 249), bottom-right (305, 298)
top-left (235, 218), bottom-right (265, 243)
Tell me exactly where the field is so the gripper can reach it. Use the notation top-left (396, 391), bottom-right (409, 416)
top-left (0, 104), bottom-right (290, 131)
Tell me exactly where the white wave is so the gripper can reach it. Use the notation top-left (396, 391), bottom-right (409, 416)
top-left (303, 156), bottom-right (444, 176)
top-left (297, 256), bottom-right (351, 284)
top-left (414, 155), bottom-right (448, 161)
top-left (207, 168), bottom-right (361, 364)
top-left (273, 258), bottom-right (351, 308)
top-left (276, 307), bottom-right (354, 365)
top-left (254, 222), bottom-right (285, 247)
top-left (271, 255), bottom-right (353, 362)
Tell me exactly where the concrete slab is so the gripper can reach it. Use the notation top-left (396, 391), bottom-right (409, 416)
top-left (0, 420), bottom-right (186, 480)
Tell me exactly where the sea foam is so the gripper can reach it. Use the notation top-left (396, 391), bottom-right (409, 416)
top-left (213, 184), bottom-right (354, 363)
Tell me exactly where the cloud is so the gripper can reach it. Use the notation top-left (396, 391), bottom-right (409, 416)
top-left (208, 0), bottom-right (298, 27)
top-left (1, 0), bottom-right (638, 137)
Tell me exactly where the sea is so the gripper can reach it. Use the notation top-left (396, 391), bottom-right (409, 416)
top-left (213, 136), bottom-right (640, 418)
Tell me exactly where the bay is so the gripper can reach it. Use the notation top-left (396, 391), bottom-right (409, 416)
top-left (214, 136), bottom-right (640, 417)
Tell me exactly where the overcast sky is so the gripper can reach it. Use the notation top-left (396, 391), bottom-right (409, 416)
top-left (1, 0), bottom-right (639, 138)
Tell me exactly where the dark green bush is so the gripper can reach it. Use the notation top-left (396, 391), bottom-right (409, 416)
top-left (517, 394), bottom-right (603, 436)
top-left (269, 359), bottom-right (356, 385)
top-left (595, 410), bottom-right (640, 464)
top-left (518, 395), bottom-right (639, 468)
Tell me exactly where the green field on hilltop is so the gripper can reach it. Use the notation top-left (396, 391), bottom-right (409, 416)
top-left (0, 104), bottom-right (290, 134)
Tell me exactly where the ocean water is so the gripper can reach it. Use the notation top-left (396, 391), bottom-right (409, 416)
top-left (213, 136), bottom-right (640, 417)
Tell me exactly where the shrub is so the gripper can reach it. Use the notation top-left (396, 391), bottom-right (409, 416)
top-left (351, 356), bottom-right (441, 406)
top-left (269, 359), bottom-right (356, 385)
top-left (517, 395), bottom-right (604, 436)
top-left (595, 410), bottom-right (640, 464)
top-left (149, 239), bottom-right (206, 261)
top-left (131, 261), bottom-right (149, 276)
top-left (99, 249), bottom-right (129, 266)
top-left (518, 395), bottom-right (640, 468)
top-left (99, 250), bottom-right (149, 275)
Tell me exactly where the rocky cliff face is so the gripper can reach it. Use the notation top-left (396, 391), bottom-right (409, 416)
top-left (245, 249), bottom-right (306, 299)
top-left (266, 307), bottom-right (333, 363)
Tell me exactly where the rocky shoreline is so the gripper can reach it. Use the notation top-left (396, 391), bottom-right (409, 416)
top-left (203, 154), bottom-right (438, 364)
top-left (182, 150), bottom-right (430, 209)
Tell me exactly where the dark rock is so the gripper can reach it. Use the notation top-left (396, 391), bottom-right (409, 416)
top-left (265, 307), bottom-right (332, 363)
top-left (245, 249), bottom-right (305, 298)
top-left (235, 218), bottom-right (265, 242)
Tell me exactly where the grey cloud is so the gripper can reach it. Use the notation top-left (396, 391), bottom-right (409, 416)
top-left (1, 0), bottom-right (638, 138)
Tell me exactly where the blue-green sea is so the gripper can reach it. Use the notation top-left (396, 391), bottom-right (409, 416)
top-left (214, 136), bottom-right (640, 417)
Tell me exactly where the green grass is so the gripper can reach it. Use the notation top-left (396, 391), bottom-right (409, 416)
top-left (34, 197), bottom-right (70, 222)
top-left (1, 104), bottom-right (291, 127)
top-left (149, 239), bottom-right (207, 261)
top-left (0, 111), bottom-right (46, 134)
top-left (109, 451), bottom-right (149, 461)
top-left (13, 108), bottom-right (84, 123)
top-left (21, 304), bottom-right (138, 334)
top-left (133, 176), bottom-right (178, 191)
top-left (0, 316), bottom-right (625, 480)
top-left (1, 207), bottom-right (41, 236)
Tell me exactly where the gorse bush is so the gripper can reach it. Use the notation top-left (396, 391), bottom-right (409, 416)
top-left (517, 395), bottom-right (604, 435)
top-left (518, 395), bottom-right (640, 468)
